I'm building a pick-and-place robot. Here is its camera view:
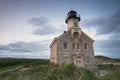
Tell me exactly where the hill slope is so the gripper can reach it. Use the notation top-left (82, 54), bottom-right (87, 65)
top-left (95, 55), bottom-right (120, 64)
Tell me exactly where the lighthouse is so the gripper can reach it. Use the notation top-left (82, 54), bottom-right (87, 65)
top-left (50, 10), bottom-right (96, 71)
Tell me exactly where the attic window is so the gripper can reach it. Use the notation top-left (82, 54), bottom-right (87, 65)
top-left (74, 32), bottom-right (79, 37)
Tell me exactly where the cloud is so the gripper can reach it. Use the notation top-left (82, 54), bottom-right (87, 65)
top-left (28, 17), bottom-right (49, 27)
top-left (27, 17), bottom-right (60, 35)
top-left (94, 39), bottom-right (120, 58)
top-left (32, 25), bottom-right (59, 35)
top-left (0, 41), bottom-right (50, 59)
top-left (81, 11), bottom-right (120, 58)
top-left (0, 41), bottom-right (49, 53)
top-left (81, 11), bottom-right (120, 35)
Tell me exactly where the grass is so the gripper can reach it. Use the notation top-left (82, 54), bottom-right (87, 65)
top-left (0, 58), bottom-right (120, 80)
top-left (0, 64), bottom-right (98, 80)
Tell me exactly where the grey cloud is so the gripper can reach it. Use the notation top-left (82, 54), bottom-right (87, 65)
top-left (94, 40), bottom-right (120, 58)
top-left (81, 11), bottom-right (120, 35)
top-left (0, 41), bottom-right (50, 59)
top-left (28, 17), bottom-right (60, 35)
top-left (28, 17), bottom-right (49, 27)
top-left (32, 25), bottom-right (58, 35)
top-left (95, 38), bottom-right (120, 48)
top-left (0, 41), bottom-right (49, 53)
top-left (81, 11), bottom-right (120, 58)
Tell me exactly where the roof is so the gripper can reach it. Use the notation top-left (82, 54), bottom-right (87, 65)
top-left (49, 37), bottom-right (57, 48)
top-left (50, 28), bottom-right (95, 47)
top-left (81, 31), bottom-right (95, 42)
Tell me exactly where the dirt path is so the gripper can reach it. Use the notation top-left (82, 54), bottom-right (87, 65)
top-left (0, 66), bottom-right (23, 74)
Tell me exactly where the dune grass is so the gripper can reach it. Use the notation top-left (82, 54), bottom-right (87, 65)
top-left (0, 58), bottom-right (120, 80)
top-left (0, 64), bottom-right (98, 80)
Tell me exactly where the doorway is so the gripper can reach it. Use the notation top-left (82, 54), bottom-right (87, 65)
top-left (74, 56), bottom-right (81, 67)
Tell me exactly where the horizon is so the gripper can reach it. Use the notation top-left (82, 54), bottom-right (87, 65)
top-left (0, 55), bottom-right (119, 59)
top-left (0, 0), bottom-right (120, 59)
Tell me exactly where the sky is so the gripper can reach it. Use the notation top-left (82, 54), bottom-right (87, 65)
top-left (0, 0), bottom-right (120, 59)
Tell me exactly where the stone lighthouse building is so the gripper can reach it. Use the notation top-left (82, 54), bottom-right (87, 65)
top-left (50, 10), bottom-right (96, 70)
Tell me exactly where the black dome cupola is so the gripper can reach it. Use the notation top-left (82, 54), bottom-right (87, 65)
top-left (65, 10), bottom-right (81, 23)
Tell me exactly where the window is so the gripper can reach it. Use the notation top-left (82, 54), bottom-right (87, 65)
top-left (74, 32), bottom-right (79, 37)
top-left (77, 43), bottom-right (80, 49)
top-left (73, 43), bottom-right (75, 49)
top-left (64, 56), bottom-right (68, 63)
top-left (76, 59), bottom-right (81, 64)
top-left (76, 60), bottom-right (79, 64)
top-left (74, 22), bottom-right (78, 27)
top-left (73, 43), bottom-right (80, 49)
top-left (64, 42), bottom-right (67, 49)
top-left (79, 60), bottom-right (81, 63)
top-left (84, 43), bottom-right (88, 50)
top-left (86, 56), bottom-right (90, 63)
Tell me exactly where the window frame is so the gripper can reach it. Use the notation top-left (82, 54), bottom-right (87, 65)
top-left (86, 56), bottom-right (90, 63)
top-left (73, 43), bottom-right (75, 49)
top-left (64, 56), bottom-right (69, 63)
top-left (64, 42), bottom-right (67, 49)
top-left (77, 43), bottom-right (80, 49)
top-left (74, 22), bottom-right (78, 27)
top-left (84, 43), bottom-right (88, 50)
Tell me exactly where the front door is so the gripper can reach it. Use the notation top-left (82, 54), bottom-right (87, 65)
top-left (74, 57), bottom-right (81, 67)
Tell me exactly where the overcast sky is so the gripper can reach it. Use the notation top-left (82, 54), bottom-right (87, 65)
top-left (0, 0), bottom-right (120, 59)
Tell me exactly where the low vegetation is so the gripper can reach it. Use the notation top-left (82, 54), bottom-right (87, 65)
top-left (0, 57), bottom-right (120, 80)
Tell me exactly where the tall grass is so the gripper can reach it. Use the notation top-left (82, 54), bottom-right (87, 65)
top-left (0, 59), bottom-right (120, 80)
top-left (0, 63), bottom-right (98, 80)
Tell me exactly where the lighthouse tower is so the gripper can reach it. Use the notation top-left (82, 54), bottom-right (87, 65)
top-left (65, 10), bottom-right (81, 29)
top-left (65, 10), bottom-right (81, 38)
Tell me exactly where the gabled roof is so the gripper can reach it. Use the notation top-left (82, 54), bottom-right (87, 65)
top-left (49, 30), bottom-right (70, 48)
top-left (49, 37), bottom-right (57, 48)
top-left (81, 31), bottom-right (95, 42)
top-left (50, 28), bottom-right (95, 47)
